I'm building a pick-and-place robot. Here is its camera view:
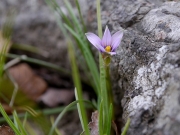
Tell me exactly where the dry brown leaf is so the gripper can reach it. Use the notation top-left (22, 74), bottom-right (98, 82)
top-left (8, 63), bottom-right (47, 101)
top-left (112, 120), bottom-right (119, 135)
top-left (88, 110), bottom-right (99, 135)
top-left (39, 88), bottom-right (74, 107)
top-left (0, 125), bottom-right (15, 135)
top-left (2, 104), bottom-right (12, 114)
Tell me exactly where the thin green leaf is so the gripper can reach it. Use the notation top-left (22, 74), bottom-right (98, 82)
top-left (48, 100), bottom-right (94, 135)
top-left (0, 39), bottom-right (10, 76)
top-left (2, 10), bottom-right (15, 39)
top-left (12, 43), bottom-right (49, 57)
top-left (106, 104), bottom-right (113, 135)
top-left (63, 0), bottom-right (100, 94)
top-left (17, 106), bottom-right (39, 117)
top-left (54, 0), bottom-right (73, 28)
top-left (99, 100), bottom-right (103, 135)
top-left (13, 111), bottom-right (28, 135)
top-left (13, 112), bottom-right (18, 129)
top-left (0, 10), bottom-right (15, 76)
top-left (121, 118), bottom-right (131, 135)
top-left (7, 71), bottom-right (18, 107)
top-left (80, 131), bottom-right (85, 135)
top-left (68, 39), bottom-right (90, 135)
top-left (75, 88), bottom-right (84, 130)
top-left (24, 122), bottom-right (37, 135)
top-left (0, 103), bottom-right (95, 123)
top-left (45, 0), bottom-right (72, 32)
top-left (50, 116), bottom-right (62, 135)
top-left (63, 0), bottom-right (85, 41)
top-left (45, 0), bottom-right (92, 87)
top-left (75, 0), bottom-right (87, 32)
top-left (45, 0), bottom-right (100, 95)
top-left (6, 53), bottom-right (70, 76)
top-left (23, 112), bottom-right (28, 128)
top-left (0, 104), bottom-right (21, 135)
top-left (64, 24), bottom-right (100, 95)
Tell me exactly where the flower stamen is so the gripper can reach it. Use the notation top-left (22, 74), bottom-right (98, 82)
top-left (105, 46), bottom-right (111, 52)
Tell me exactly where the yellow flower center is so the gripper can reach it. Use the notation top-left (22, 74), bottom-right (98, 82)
top-left (105, 46), bottom-right (111, 52)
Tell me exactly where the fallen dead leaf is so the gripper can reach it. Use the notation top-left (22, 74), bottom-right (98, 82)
top-left (88, 110), bottom-right (99, 135)
top-left (2, 104), bottom-right (12, 114)
top-left (8, 63), bottom-right (47, 101)
top-left (112, 120), bottom-right (118, 135)
top-left (0, 125), bottom-right (15, 135)
top-left (39, 88), bottom-right (74, 107)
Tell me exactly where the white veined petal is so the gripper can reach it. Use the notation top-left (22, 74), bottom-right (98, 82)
top-left (111, 31), bottom-right (123, 51)
top-left (85, 32), bottom-right (105, 52)
top-left (101, 26), bottom-right (112, 47)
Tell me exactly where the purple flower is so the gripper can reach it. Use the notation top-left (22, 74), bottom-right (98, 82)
top-left (85, 26), bottom-right (123, 55)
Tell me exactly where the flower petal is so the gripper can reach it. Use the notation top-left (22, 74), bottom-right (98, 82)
top-left (111, 31), bottom-right (123, 51)
top-left (101, 26), bottom-right (112, 47)
top-left (85, 33), bottom-right (105, 52)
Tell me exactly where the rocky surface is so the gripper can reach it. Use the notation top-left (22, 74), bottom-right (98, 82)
top-left (88, 0), bottom-right (180, 135)
top-left (1, 0), bottom-right (180, 135)
top-left (0, 0), bottom-right (74, 69)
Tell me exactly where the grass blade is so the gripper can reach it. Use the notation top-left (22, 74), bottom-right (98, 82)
top-left (64, 24), bottom-right (100, 95)
top-left (48, 100), bottom-right (96, 135)
top-left (75, 88), bottom-right (85, 131)
top-left (121, 118), bottom-right (131, 135)
top-left (0, 104), bottom-right (21, 135)
top-left (0, 10), bottom-right (14, 76)
top-left (45, 0), bottom-right (100, 95)
top-left (6, 53), bottom-right (70, 75)
top-left (0, 103), bottom-right (95, 123)
top-left (45, 0), bottom-right (72, 33)
top-left (0, 36), bottom-right (10, 76)
top-left (48, 100), bottom-right (79, 135)
top-left (98, 100), bottom-right (103, 135)
top-left (23, 112), bottom-right (28, 127)
top-left (75, 0), bottom-right (87, 32)
top-left (107, 103), bottom-right (113, 135)
top-left (68, 39), bottom-right (90, 135)
top-left (12, 43), bottom-right (49, 57)
top-left (50, 116), bottom-right (62, 135)
top-left (63, 0), bottom-right (100, 94)
top-left (13, 111), bottom-right (28, 135)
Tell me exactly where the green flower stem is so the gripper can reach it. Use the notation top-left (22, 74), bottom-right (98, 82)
top-left (105, 64), bottom-right (112, 105)
top-left (104, 56), bottom-right (115, 134)
top-left (99, 53), bottom-right (109, 132)
top-left (104, 56), bottom-right (113, 104)
top-left (97, 0), bottom-right (115, 134)
top-left (96, 0), bottom-right (102, 38)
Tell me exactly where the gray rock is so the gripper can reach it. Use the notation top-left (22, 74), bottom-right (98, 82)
top-left (106, 1), bottom-right (180, 135)
top-left (1, 0), bottom-right (180, 135)
top-left (85, 0), bottom-right (180, 134)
